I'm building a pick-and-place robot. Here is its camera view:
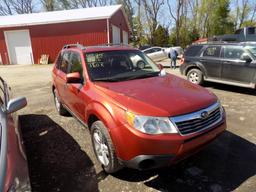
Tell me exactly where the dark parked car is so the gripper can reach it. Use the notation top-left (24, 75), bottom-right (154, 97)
top-left (180, 43), bottom-right (256, 88)
top-left (52, 44), bottom-right (226, 173)
top-left (0, 77), bottom-right (30, 191)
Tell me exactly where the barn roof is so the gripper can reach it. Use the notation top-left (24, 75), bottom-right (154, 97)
top-left (0, 5), bottom-right (125, 28)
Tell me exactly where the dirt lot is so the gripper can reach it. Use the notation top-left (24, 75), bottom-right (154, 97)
top-left (0, 64), bottom-right (255, 192)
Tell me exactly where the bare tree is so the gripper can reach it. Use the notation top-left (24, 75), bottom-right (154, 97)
top-left (41, 0), bottom-right (56, 11)
top-left (233, 0), bottom-right (250, 29)
top-left (250, 2), bottom-right (256, 23)
top-left (0, 0), bottom-right (13, 15)
top-left (141, 0), bottom-right (164, 44)
top-left (0, 0), bottom-right (36, 15)
top-left (167, 0), bottom-right (185, 45)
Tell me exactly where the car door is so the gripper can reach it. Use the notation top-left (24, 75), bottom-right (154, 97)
top-left (64, 51), bottom-right (86, 121)
top-left (221, 46), bottom-right (256, 83)
top-left (200, 45), bottom-right (222, 78)
top-left (55, 51), bottom-right (71, 105)
top-left (151, 47), bottom-right (165, 61)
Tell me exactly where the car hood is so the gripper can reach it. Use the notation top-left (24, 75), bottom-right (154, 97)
top-left (94, 74), bottom-right (217, 117)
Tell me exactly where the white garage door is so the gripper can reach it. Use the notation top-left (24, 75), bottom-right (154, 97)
top-left (112, 25), bottom-right (121, 44)
top-left (122, 31), bottom-right (128, 45)
top-left (4, 30), bottom-right (33, 65)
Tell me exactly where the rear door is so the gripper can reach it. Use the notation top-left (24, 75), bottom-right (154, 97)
top-left (55, 51), bottom-right (71, 105)
top-left (221, 46), bottom-right (256, 83)
top-left (200, 45), bottom-right (222, 78)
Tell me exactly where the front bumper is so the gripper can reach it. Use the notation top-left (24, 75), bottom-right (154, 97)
top-left (113, 119), bottom-right (226, 170)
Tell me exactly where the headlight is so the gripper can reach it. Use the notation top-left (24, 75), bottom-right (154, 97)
top-left (126, 111), bottom-right (178, 134)
top-left (217, 99), bottom-right (225, 117)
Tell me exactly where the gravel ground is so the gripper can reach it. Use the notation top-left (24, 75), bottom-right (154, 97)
top-left (0, 64), bottom-right (255, 192)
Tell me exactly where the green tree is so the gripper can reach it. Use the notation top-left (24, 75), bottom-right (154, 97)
top-left (209, 0), bottom-right (234, 36)
top-left (152, 25), bottom-right (169, 46)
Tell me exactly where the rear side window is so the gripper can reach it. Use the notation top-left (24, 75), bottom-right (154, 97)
top-left (69, 52), bottom-right (83, 76)
top-left (203, 46), bottom-right (221, 57)
top-left (184, 45), bottom-right (203, 56)
top-left (224, 46), bottom-right (245, 60)
top-left (59, 51), bottom-right (71, 73)
top-left (144, 49), bottom-right (154, 54)
top-left (248, 27), bottom-right (256, 35)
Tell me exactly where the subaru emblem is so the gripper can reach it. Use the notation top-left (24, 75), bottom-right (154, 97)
top-left (201, 111), bottom-right (209, 119)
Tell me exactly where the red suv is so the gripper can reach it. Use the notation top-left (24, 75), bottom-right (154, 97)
top-left (52, 44), bottom-right (226, 173)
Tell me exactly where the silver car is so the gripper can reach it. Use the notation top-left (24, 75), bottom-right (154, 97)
top-left (0, 77), bottom-right (30, 191)
top-left (142, 47), bottom-right (168, 61)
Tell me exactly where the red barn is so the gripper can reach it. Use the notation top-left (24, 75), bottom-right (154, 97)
top-left (0, 5), bottom-right (130, 65)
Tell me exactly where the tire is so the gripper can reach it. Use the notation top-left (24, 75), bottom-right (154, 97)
top-left (187, 68), bottom-right (204, 85)
top-left (137, 61), bottom-right (145, 69)
top-left (91, 121), bottom-right (122, 173)
top-left (53, 89), bottom-right (68, 116)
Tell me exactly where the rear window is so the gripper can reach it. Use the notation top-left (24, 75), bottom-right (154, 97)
top-left (184, 45), bottom-right (203, 56)
top-left (248, 27), bottom-right (256, 35)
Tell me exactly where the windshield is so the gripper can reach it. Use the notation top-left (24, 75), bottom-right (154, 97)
top-left (245, 46), bottom-right (256, 57)
top-left (85, 50), bottom-right (160, 82)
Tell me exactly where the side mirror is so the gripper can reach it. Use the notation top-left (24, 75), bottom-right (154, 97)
top-left (157, 64), bottom-right (164, 70)
top-left (241, 54), bottom-right (252, 62)
top-left (66, 72), bottom-right (82, 84)
top-left (7, 97), bottom-right (27, 114)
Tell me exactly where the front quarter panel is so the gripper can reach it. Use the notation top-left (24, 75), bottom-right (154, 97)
top-left (85, 101), bottom-right (126, 157)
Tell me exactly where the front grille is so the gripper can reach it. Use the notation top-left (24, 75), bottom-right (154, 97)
top-left (171, 102), bottom-right (222, 136)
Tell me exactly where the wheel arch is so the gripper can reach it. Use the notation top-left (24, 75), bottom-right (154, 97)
top-left (185, 62), bottom-right (207, 77)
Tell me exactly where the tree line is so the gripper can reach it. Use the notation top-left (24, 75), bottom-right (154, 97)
top-left (0, 0), bottom-right (256, 47)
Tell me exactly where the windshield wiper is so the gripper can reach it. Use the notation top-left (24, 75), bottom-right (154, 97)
top-left (123, 71), bottom-right (160, 81)
top-left (93, 77), bottom-right (125, 82)
top-left (93, 71), bottom-right (160, 82)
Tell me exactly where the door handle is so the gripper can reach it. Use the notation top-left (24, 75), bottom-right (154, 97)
top-left (223, 61), bottom-right (231, 64)
top-left (64, 83), bottom-right (69, 89)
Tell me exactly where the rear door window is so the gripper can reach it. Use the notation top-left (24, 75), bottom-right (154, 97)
top-left (203, 46), bottom-right (221, 57)
top-left (224, 46), bottom-right (245, 60)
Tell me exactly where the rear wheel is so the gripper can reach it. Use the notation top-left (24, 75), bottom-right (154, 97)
top-left (91, 121), bottom-right (122, 173)
top-left (187, 68), bottom-right (203, 85)
top-left (53, 89), bottom-right (68, 116)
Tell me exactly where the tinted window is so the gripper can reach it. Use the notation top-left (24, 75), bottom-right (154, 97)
top-left (184, 45), bottom-right (203, 56)
top-left (224, 46), bottom-right (245, 60)
top-left (203, 46), bottom-right (221, 57)
top-left (248, 27), bottom-right (255, 35)
top-left (144, 49), bottom-right (154, 54)
top-left (154, 48), bottom-right (161, 52)
top-left (235, 29), bottom-right (242, 34)
top-left (59, 51), bottom-right (70, 73)
top-left (56, 54), bottom-right (62, 70)
top-left (70, 52), bottom-right (83, 76)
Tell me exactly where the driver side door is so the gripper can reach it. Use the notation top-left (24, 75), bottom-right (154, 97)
top-left (221, 46), bottom-right (256, 83)
top-left (64, 51), bottom-right (86, 121)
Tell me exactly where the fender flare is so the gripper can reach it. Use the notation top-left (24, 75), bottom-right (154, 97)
top-left (85, 101), bottom-right (123, 156)
top-left (184, 62), bottom-right (208, 78)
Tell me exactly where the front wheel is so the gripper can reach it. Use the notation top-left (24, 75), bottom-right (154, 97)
top-left (53, 89), bottom-right (68, 116)
top-left (91, 121), bottom-right (122, 173)
top-left (187, 68), bottom-right (204, 85)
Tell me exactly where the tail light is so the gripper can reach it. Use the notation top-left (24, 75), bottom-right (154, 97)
top-left (180, 55), bottom-right (185, 65)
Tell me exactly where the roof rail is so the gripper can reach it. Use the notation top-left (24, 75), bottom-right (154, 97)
top-left (97, 43), bottom-right (132, 47)
top-left (62, 43), bottom-right (84, 50)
